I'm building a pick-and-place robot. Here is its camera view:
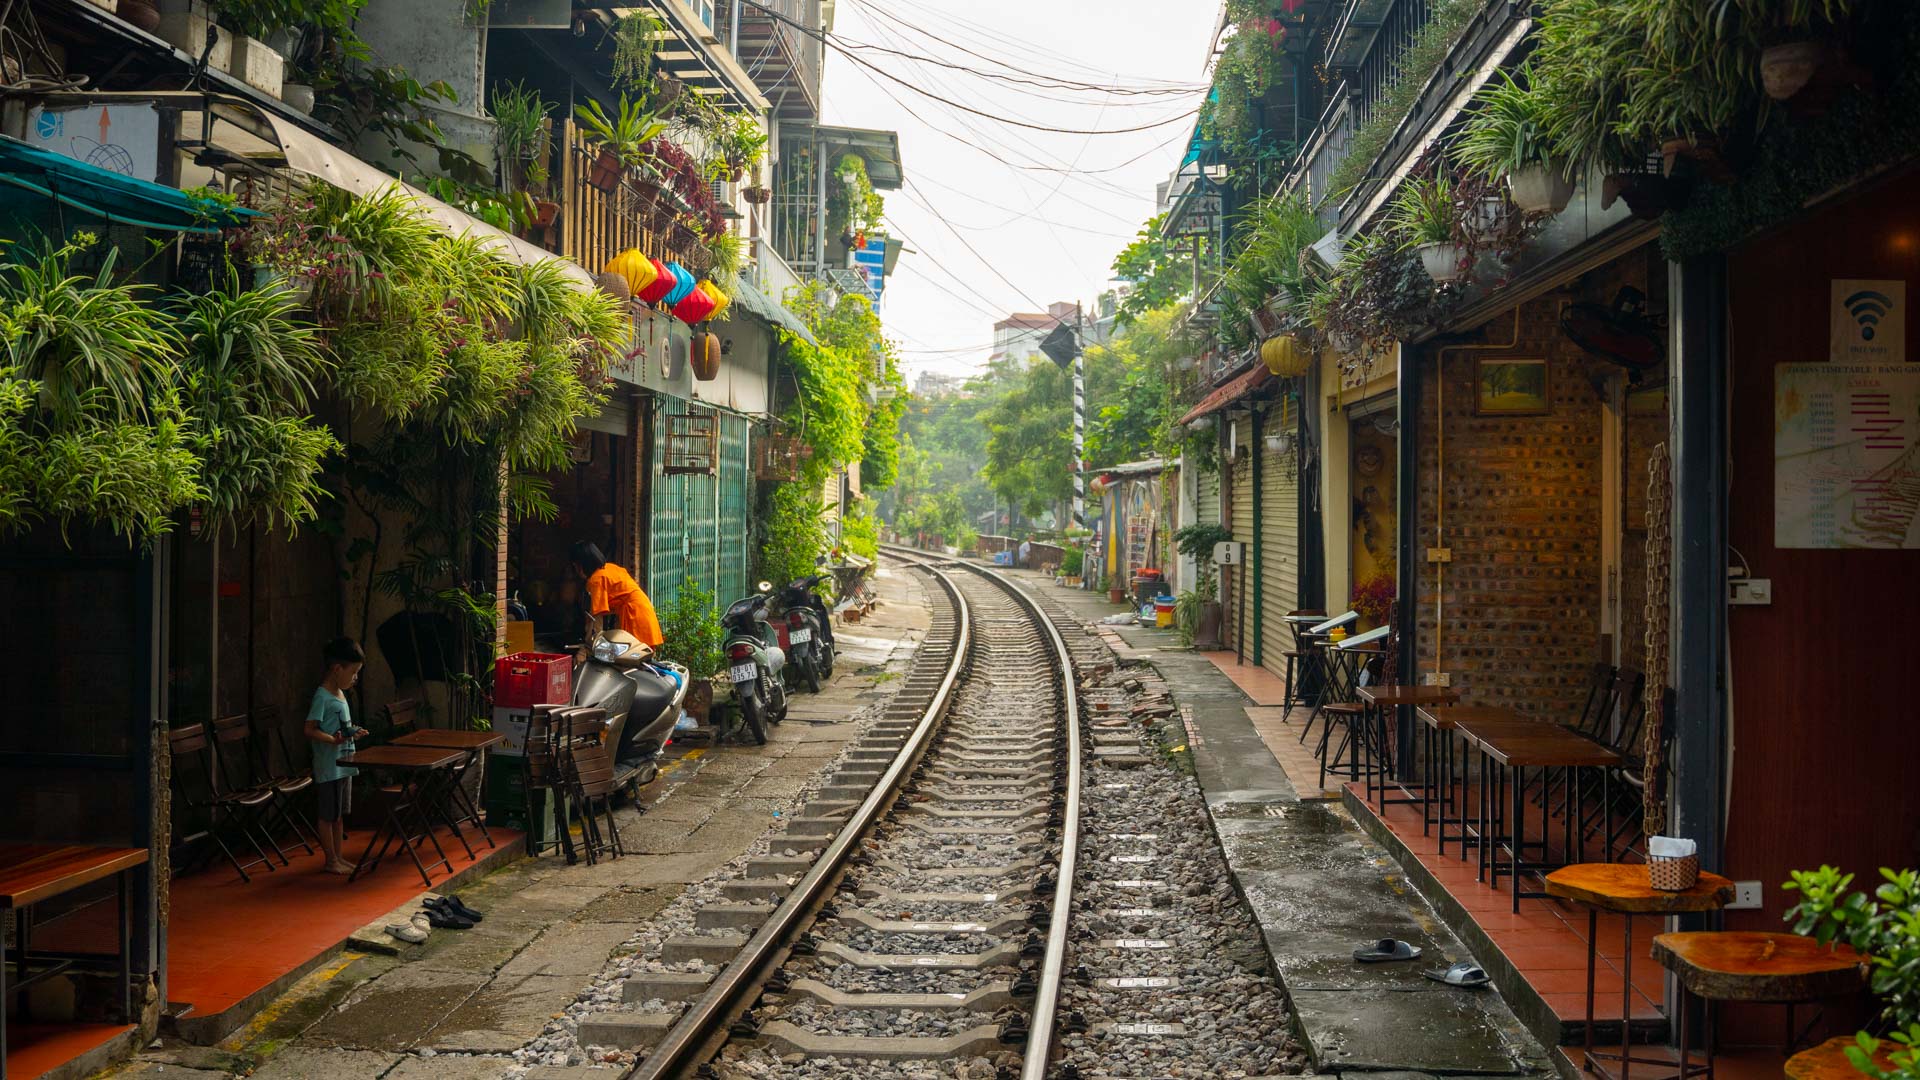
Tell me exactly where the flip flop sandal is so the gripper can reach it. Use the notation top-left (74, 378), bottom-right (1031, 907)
top-left (1353, 938), bottom-right (1423, 963)
top-left (420, 907), bottom-right (474, 930)
top-left (443, 894), bottom-right (485, 923)
top-left (386, 923), bottom-right (428, 944)
top-left (1423, 960), bottom-right (1491, 988)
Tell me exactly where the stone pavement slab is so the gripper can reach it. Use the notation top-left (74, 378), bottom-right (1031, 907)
top-left (496, 919), bottom-right (641, 979)
top-left (422, 972), bottom-right (585, 1052)
top-left (244, 1047), bottom-right (403, 1079)
top-left (302, 964), bottom-right (488, 1049)
top-left (384, 1054), bottom-right (519, 1079)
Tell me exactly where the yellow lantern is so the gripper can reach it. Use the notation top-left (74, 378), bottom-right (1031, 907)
top-left (700, 281), bottom-right (731, 320)
top-left (1260, 333), bottom-right (1310, 377)
top-left (603, 248), bottom-right (656, 295)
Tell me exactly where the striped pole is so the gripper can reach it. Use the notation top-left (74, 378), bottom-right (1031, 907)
top-left (1072, 352), bottom-right (1086, 531)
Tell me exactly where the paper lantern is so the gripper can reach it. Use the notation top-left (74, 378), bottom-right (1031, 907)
top-left (690, 332), bottom-right (721, 380)
top-left (671, 282), bottom-right (717, 324)
top-left (662, 262), bottom-right (696, 307)
top-left (635, 258), bottom-right (675, 304)
top-left (592, 270), bottom-right (630, 301)
top-left (1260, 334), bottom-right (1310, 377)
top-left (700, 281), bottom-right (730, 321)
top-left (603, 248), bottom-right (656, 295)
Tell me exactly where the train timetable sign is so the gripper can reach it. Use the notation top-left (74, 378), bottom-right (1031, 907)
top-left (1775, 362), bottom-right (1920, 548)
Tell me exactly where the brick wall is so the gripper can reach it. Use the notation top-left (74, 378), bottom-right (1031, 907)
top-left (1413, 256), bottom-right (1649, 718)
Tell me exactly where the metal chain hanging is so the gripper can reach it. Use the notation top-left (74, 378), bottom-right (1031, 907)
top-left (1641, 441), bottom-right (1673, 836)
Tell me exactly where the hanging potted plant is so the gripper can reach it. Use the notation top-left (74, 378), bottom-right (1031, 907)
top-left (1456, 68), bottom-right (1576, 214)
top-left (573, 94), bottom-right (665, 192)
top-left (742, 184), bottom-right (772, 205)
top-left (1390, 174), bottom-right (1467, 285)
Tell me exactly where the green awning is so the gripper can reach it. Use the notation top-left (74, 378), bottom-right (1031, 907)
top-left (0, 135), bottom-right (255, 234)
top-left (731, 276), bottom-right (818, 346)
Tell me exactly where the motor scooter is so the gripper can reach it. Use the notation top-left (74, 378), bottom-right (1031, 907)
top-left (774, 574), bottom-right (835, 692)
top-left (721, 587), bottom-right (787, 745)
top-left (569, 628), bottom-right (690, 794)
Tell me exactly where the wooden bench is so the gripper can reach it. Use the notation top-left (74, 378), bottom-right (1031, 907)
top-left (1, 842), bottom-right (150, 1068)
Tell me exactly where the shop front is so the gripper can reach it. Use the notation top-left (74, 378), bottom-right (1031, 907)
top-left (1316, 346), bottom-right (1400, 634)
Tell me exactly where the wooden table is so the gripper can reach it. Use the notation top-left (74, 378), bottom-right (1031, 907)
top-left (1653, 930), bottom-right (1867, 1079)
top-left (338, 745), bottom-right (465, 887)
top-left (1547, 864), bottom-right (1734, 1080)
top-left (1464, 720), bottom-right (1622, 910)
top-left (1, 843), bottom-right (150, 1077)
top-left (1356, 684), bottom-right (1460, 816)
top-left (1417, 706), bottom-right (1538, 861)
top-left (392, 730), bottom-right (508, 852)
top-left (1785, 1035), bottom-right (1896, 1079)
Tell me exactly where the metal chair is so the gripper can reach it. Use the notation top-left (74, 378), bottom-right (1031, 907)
top-left (237, 708), bottom-right (322, 859)
top-left (210, 714), bottom-right (297, 867)
top-left (168, 723), bottom-right (279, 883)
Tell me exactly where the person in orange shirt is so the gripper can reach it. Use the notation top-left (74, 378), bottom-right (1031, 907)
top-left (569, 542), bottom-right (664, 647)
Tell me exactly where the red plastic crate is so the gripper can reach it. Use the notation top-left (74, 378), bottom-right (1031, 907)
top-left (494, 652), bottom-right (573, 708)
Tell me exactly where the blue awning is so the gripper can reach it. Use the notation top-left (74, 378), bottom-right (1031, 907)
top-left (731, 276), bottom-right (818, 346)
top-left (0, 135), bottom-right (255, 234)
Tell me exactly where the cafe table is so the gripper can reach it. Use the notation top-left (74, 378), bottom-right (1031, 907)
top-left (1415, 705), bottom-right (1537, 861)
top-left (1, 843), bottom-right (149, 1080)
top-left (1355, 683), bottom-right (1459, 815)
top-left (391, 729), bottom-right (508, 852)
top-left (1653, 931), bottom-right (1868, 1079)
top-left (338, 745), bottom-right (465, 887)
top-left (1546, 863), bottom-right (1734, 1080)
top-left (1457, 716), bottom-right (1621, 908)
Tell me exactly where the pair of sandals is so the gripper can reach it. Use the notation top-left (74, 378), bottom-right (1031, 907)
top-left (1351, 938), bottom-right (1490, 989)
top-left (386, 894), bottom-right (486, 944)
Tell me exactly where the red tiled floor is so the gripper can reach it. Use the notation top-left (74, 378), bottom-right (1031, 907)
top-left (3, 1022), bottom-right (133, 1080)
top-left (1199, 651), bottom-right (1291, 706)
top-left (1562, 1043), bottom-right (1793, 1079)
top-left (1347, 780), bottom-right (1669, 1024)
top-left (164, 823), bottom-right (519, 1020)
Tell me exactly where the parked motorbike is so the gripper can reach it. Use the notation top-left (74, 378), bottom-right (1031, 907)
top-left (570, 628), bottom-right (690, 793)
top-left (775, 574), bottom-right (836, 693)
top-left (721, 588), bottom-right (788, 745)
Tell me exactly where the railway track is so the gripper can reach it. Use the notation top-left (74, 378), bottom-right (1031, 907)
top-left (613, 549), bottom-right (1299, 1078)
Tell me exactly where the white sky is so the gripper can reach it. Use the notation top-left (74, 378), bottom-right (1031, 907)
top-left (814, 0), bottom-right (1219, 379)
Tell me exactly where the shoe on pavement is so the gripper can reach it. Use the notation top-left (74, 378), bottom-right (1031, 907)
top-left (420, 906), bottom-right (474, 930)
top-left (410, 911), bottom-right (433, 933)
top-left (386, 922), bottom-right (428, 944)
top-left (443, 893), bottom-right (485, 923)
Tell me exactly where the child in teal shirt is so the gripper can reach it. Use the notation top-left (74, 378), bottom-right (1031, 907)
top-left (305, 637), bottom-right (370, 875)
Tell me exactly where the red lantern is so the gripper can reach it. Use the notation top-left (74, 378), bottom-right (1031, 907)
top-left (672, 282), bottom-right (717, 324)
top-left (690, 332), bottom-right (721, 380)
top-left (635, 258), bottom-right (675, 304)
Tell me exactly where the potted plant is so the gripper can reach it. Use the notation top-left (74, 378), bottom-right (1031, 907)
top-left (573, 94), bottom-right (664, 192)
top-left (1173, 523), bottom-right (1231, 649)
top-left (742, 185), bottom-right (772, 205)
top-left (654, 582), bottom-right (726, 725)
top-left (1457, 68), bottom-right (1576, 214)
top-left (1786, 865), bottom-right (1920, 1077)
top-left (118, 0), bottom-right (162, 31)
top-left (1389, 174), bottom-right (1467, 284)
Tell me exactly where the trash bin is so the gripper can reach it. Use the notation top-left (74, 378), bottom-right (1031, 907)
top-left (1154, 595), bottom-right (1177, 628)
top-left (1131, 569), bottom-right (1165, 609)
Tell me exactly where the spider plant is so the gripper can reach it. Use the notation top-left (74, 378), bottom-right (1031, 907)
top-left (0, 236), bottom-right (181, 425)
top-left (1387, 174), bottom-right (1457, 248)
top-left (490, 81), bottom-right (552, 182)
top-left (1456, 67), bottom-right (1556, 180)
top-left (608, 10), bottom-right (663, 94)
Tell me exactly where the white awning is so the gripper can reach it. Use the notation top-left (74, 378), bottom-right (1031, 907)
top-left (258, 112), bottom-right (594, 289)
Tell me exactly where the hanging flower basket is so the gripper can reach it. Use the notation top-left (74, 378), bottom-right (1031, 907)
top-left (1508, 163), bottom-right (1576, 215)
top-left (742, 185), bottom-right (772, 205)
top-left (587, 148), bottom-right (624, 193)
top-left (1417, 241), bottom-right (1468, 284)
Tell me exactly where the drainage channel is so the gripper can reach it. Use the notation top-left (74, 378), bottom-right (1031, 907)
top-left (622, 548), bottom-right (1081, 1080)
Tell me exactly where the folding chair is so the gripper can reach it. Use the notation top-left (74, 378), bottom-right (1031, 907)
top-left (169, 724), bottom-right (279, 883)
top-left (211, 714), bottom-right (297, 867)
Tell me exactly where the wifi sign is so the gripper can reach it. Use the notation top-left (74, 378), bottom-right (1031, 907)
top-left (1845, 289), bottom-right (1894, 341)
top-left (1831, 279), bottom-right (1907, 360)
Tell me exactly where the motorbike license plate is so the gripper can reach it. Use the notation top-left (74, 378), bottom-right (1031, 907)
top-left (790, 627), bottom-right (812, 644)
top-left (729, 662), bottom-right (759, 683)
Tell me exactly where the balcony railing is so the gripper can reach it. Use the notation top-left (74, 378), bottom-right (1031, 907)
top-left (549, 120), bottom-right (702, 277)
top-left (724, 0), bottom-right (823, 118)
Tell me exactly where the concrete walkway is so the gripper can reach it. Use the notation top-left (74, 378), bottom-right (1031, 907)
top-left (1002, 569), bottom-right (1554, 1078)
top-left (104, 569), bottom-right (932, 1080)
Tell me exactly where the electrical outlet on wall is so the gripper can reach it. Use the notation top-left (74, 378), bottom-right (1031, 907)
top-left (1728, 881), bottom-right (1764, 910)
top-left (1424, 672), bottom-right (1451, 687)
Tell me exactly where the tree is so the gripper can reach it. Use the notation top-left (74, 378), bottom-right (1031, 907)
top-left (1111, 214), bottom-right (1203, 328)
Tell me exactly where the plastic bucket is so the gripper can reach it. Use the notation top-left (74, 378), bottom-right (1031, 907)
top-left (1154, 595), bottom-right (1177, 628)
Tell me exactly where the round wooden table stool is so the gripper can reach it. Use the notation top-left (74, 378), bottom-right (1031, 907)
top-left (1545, 863), bottom-right (1733, 1080)
top-left (1785, 1035), bottom-right (1896, 1079)
top-left (1651, 931), bottom-right (1868, 1080)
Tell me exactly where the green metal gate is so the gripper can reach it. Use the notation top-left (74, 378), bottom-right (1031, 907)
top-left (648, 396), bottom-right (690, 613)
top-left (716, 414), bottom-right (751, 605)
top-left (648, 395), bottom-right (754, 614)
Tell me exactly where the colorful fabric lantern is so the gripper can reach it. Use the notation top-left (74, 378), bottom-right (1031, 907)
top-left (700, 281), bottom-right (731, 321)
top-left (671, 281), bottom-right (717, 324)
top-left (635, 258), bottom-right (675, 304)
top-left (603, 248), bottom-right (656, 295)
top-left (662, 262), bottom-right (696, 307)
top-left (1260, 334), bottom-right (1310, 376)
top-left (689, 332), bottom-right (721, 380)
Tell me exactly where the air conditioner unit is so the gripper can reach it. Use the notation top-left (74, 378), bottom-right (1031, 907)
top-left (1213, 541), bottom-right (1243, 566)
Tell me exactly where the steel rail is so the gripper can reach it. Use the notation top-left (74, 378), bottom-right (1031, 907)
top-left (625, 551), bottom-right (970, 1080)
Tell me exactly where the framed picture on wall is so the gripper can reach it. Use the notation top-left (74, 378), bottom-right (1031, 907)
top-left (1475, 357), bottom-right (1551, 415)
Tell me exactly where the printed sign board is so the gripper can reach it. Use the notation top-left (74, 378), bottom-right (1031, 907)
top-left (1775, 362), bottom-right (1920, 548)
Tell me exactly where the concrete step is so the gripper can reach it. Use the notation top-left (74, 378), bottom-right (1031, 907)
top-left (659, 933), bottom-right (747, 965)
